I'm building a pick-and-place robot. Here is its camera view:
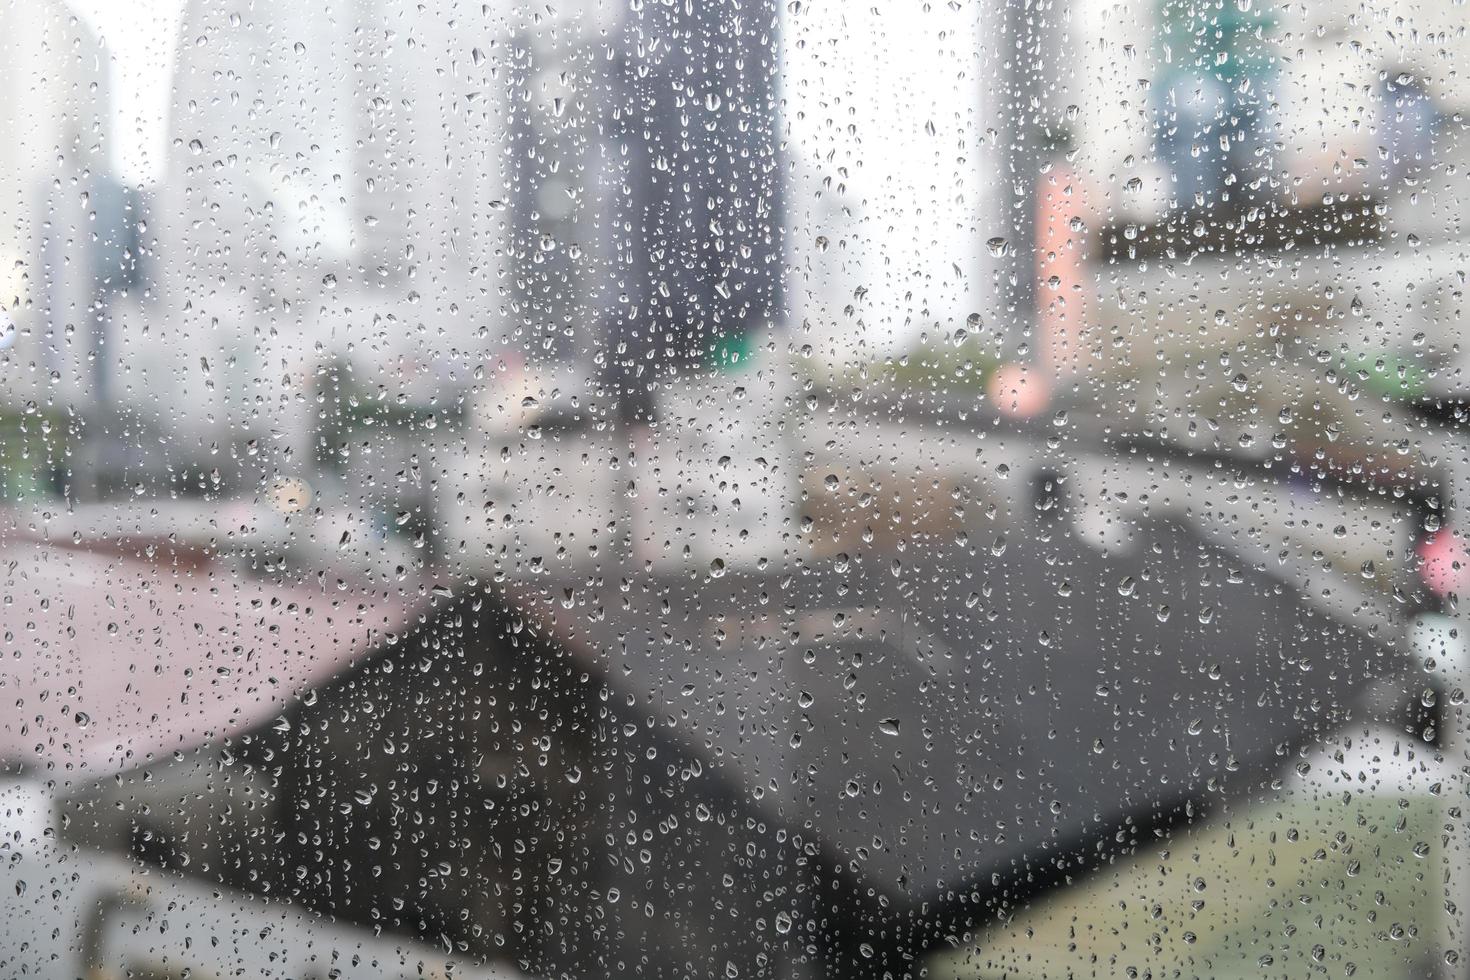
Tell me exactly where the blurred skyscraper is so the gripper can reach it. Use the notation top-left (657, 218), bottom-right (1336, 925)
top-left (142, 0), bottom-right (517, 483)
top-left (146, 0), bottom-right (784, 495)
top-left (0, 0), bottom-right (117, 416)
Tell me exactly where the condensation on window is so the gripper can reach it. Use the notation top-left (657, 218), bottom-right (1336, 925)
top-left (0, 1), bottom-right (1466, 978)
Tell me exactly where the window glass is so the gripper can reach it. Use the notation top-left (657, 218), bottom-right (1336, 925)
top-left (0, 1), bottom-right (1465, 978)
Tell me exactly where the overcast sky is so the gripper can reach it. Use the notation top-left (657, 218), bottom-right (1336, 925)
top-left (70, 0), bottom-right (185, 185)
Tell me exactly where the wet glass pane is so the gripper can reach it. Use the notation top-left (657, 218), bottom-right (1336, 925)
top-left (0, 0), bottom-right (1466, 978)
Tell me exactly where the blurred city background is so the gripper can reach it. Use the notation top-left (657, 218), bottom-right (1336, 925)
top-left (1, 0), bottom-right (1470, 977)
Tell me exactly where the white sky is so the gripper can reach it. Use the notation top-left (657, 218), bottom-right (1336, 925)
top-left (782, 1), bottom-right (990, 353)
top-left (69, 0), bottom-right (186, 185)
